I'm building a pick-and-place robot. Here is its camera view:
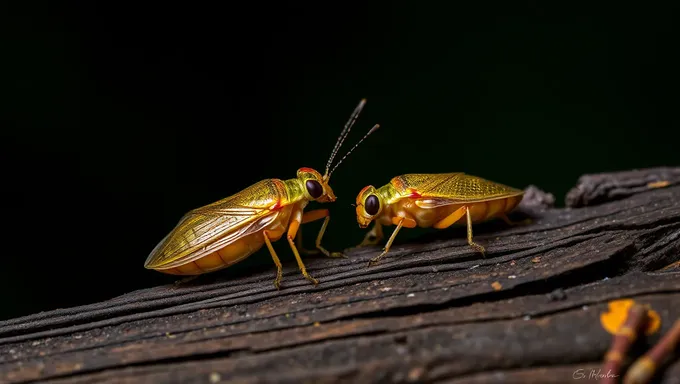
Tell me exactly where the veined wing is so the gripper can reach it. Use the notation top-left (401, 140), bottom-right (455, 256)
top-left (392, 173), bottom-right (523, 208)
top-left (145, 179), bottom-right (285, 269)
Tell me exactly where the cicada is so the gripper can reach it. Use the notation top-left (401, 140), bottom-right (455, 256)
top-left (145, 99), bottom-right (379, 289)
top-left (353, 173), bottom-right (525, 266)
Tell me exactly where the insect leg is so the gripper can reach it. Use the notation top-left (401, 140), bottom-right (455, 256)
top-left (287, 214), bottom-right (320, 286)
top-left (466, 207), bottom-right (486, 256)
top-left (357, 222), bottom-right (384, 247)
top-left (367, 218), bottom-right (405, 267)
top-left (263, 230), bottom-right (284, 290)
top-left (309, 211), bottom-right (347, 259)
top-left (297, 209), bottom-right (345, 258)
top-left (295, 230), bottom-right (322, 255)
top-left (432, 206), bottom-right (467, 229)
top-left (295, 224), bottom-right (319, 255)
top-left (432, 206), bottom-right (485, 256)
top-left (172, 275), bottom-right (200, 288)
top-left (499, 214), bottom-right (532, 227)
top-left (290, 205), bottom-right (317, 254)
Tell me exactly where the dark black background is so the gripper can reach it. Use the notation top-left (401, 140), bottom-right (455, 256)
top-left (2, 3), bottom-right (678, 320)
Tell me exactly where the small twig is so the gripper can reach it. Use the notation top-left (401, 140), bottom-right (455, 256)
top-left (624, 319), bottom-right (680, 384)
top-left (601, 304), bottom-right (649, 384)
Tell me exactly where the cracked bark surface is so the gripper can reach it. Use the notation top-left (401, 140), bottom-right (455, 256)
top-left (1, 167), bottom-right (679, 384)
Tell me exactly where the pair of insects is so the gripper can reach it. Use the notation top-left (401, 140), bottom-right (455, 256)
top-left (144, 99), bottom-right (525, 289)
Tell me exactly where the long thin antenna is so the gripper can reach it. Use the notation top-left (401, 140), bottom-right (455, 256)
top-left (327, 123), bottom-right (380, 179)
top-left (324, 98), bottom-right (367, 178)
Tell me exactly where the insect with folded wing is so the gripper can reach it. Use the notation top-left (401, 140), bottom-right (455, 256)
top-left (145, 99), bottom-right (380, 289)
top-left (353, 173), bottom-right (526, 267)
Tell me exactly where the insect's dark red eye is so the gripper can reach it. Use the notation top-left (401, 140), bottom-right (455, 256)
top-left (306, 180), bottom-right (323, 199)
top-left (365, 194), bottom-right (380, 215)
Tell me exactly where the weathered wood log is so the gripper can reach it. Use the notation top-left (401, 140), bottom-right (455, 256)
top-left (1, 167), bottom-right (679, 384)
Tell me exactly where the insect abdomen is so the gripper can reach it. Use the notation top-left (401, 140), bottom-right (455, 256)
top-left (399, 194), bottom-right (523, 228)
top-left (156, 232), bottom-right (266, 275)
top-left (467, 195), bottom-right (523, 223)
top-left (154, 206), bottom-right (293, 276)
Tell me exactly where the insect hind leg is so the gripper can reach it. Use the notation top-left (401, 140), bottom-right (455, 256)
top-left (263, 230), bottom-right (284, 290)
top-left (173, 275), bottom-right (200, 287)
top-left (466, 207), bottom-right (486, 256)
top-left (500, 213), bottom-right (532, 227)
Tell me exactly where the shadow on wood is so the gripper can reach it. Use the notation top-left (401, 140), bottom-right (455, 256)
top-left (1, 167), bottom-right (679, 383)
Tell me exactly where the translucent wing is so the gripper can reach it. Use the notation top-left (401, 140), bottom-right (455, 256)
top-left (145, 179), bottom-right (285, 269)
top-left (392, 173), bottom-right (523, 208)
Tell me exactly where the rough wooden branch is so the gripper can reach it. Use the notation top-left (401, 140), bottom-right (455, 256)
top-left (1, 167), bottom-right (679, 384)
top-left (565, 167), bottom-right (680, 208)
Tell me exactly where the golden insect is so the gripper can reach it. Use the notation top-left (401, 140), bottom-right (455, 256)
top-left (353, 173), bottom-right (526, 266)
top-left (145, 99), bottom-right (380, 289)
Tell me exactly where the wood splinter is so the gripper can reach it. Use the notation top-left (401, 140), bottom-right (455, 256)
top-left (646, 180), bottom-right (670, 189)
top-left (623, 319), bottom-right (680, 384)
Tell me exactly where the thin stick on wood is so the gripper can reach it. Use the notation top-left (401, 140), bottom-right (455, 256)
top-left (601, 304), bottom-right (649, 384)
top-left (623, 319), bottom-right (680, 384)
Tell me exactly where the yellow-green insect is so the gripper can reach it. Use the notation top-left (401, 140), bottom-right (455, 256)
top-left (145, 99), bottom-right (379, 289)
top-left (354, 173), bottom-right (526, 266)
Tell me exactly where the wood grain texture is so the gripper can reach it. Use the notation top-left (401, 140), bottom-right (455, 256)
top-left (1, 167), bottom-right (680, 384)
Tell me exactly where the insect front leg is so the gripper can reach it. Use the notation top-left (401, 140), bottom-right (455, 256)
top-left (367, 217), bottom-right (409, 267)
top-left (286, 208), bottom-right (320, 286)
top-left (295, 224), bottom-right (319, 255)
top-left (357, 222), bottom-right (384, 248)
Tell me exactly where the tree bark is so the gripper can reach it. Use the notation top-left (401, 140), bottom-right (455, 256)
top-left (1, 167), bottom-right (679, 384)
